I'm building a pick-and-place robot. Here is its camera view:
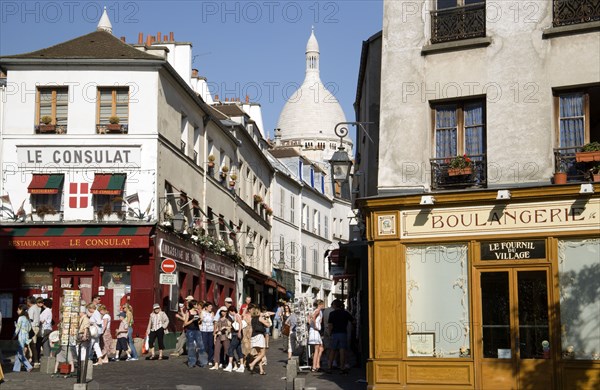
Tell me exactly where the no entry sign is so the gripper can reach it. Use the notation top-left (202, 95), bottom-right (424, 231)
top-left (161, 258), bottom-right (177, 274)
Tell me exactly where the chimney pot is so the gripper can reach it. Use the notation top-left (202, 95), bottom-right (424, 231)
top-left (146, 35), bottom-right (151, 46)
top-left (138, 32), bottom-right (143, 44)
top-left (245, 95), bottom-right (249, 103)
top-left (192, 69), bottom-right (199, 77)
top-left (120, 36), bottom-right (126, 43)
top-left (214, 94), bottom-right (219, 100)
top-left (169, 32), bottom-right (174, 42)
top-left (157, 32), bottom-right (162, 42)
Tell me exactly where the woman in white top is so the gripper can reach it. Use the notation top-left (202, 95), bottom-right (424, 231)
top-left (39, 299), bottom-right (53, 358)
top-left (308, 299), bottom-right (325, 372)
top-left (99, 305), bottom-right (114, 363)
top-left (200, 302), bottom-right (215, 366)
top-left (87, 303), bottom-right (104, 365)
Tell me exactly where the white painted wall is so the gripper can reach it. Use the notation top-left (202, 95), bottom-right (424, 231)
top-left (380, 0), bottom-right (600, 191)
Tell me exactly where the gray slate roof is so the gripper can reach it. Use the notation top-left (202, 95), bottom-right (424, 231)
top-left (1, 31), bottom-right (160, 61)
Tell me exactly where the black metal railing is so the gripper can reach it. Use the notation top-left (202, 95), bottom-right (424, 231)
top-left (35, 124), bottom-right (68, 134)
top-left (553, 0), bottom-right (600, 27)
top-left (96, 124), bottom-right (128, 134)
top-left (554, 147), bottom-right (597, 182)
top-left (430, 154), bottom-right (487, 190)
top-left (431, 2), bottom-right (486, 44)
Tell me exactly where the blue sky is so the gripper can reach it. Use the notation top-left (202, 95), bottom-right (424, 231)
top-left (0, 0), bottom-right (383, 141)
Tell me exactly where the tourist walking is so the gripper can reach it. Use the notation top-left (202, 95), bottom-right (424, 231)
top-left (325, 299), bottom-right (355, 374)
top-left (99, 305), bottom-right (114, 363)
top-left (123, 303), bottom-right (139, 360)
top-left (13, 304), bottom-right (33, 372)
top-left (115, 312), bottom-right (132, 361)
top-left (184, 299), bottom-right (207, 368)
top-left (87, 303), bottom-right (104, 365)
top-left (26, 296), bottom-right (41, 367)
top-left (200, 302), bottom-right (215, 366)
top-left (284, 305), bottom-right (298, 359)
top-left (247, 307), bottom-right (270, 375)
top-left (212, 306), bottom-right (232, 370)
top-left (308, 299), bottom-right (325, 372)
top-left (171, 296), bottom-right (193, 357)
top-left (145, 303), bottom-right (169, 360)
top-left (39, 298), bottom-right (53, 358)
top-left (224, 306), bottom-right (244, 372)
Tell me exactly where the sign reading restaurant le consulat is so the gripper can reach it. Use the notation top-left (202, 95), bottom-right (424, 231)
top-left (401, 199), bottom-right (599, 239)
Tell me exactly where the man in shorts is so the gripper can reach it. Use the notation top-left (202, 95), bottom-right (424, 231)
top-left (325, 300), bottom-right (354, 374)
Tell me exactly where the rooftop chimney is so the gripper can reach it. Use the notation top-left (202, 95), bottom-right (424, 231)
top-left (120, 36), bottom-right (126, 43)
top-left (169, 32), bottom-right (174, 42)
top-left (192, 69), bottom-right (199, 78)
top-left (157, 32), bottom-right (162, 42)
top-left (138, 32), bottom-right (143, 44)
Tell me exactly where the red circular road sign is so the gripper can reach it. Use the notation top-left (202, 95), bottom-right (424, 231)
top-left (161, 258), bottom-right (177, 273)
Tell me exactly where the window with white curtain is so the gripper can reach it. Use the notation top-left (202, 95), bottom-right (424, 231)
top-left (405, 244), bottom-right (470, 358)
top-left (558, 238), bottom-right (600, 360)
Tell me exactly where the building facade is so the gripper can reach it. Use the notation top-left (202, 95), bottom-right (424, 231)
top-left (0, 14), bottom-right (271, 338)
top-left (362, 1), bottom-right (599, 389)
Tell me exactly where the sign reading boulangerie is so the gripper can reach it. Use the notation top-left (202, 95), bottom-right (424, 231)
top-left (481, 240), bottom-right (546, 260)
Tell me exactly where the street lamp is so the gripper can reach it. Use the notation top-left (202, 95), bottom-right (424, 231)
top-left (329, 123), bottom-right (353, 183)
top-left (245, 240), bottom-right (255, 258)
top-left (172, 213), bottom-right (186, 232)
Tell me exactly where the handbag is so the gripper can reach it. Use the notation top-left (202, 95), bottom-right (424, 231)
top-left (282, 323), bottom-right (291, 337)
top-left (142, 335), bottom-right (149, 354)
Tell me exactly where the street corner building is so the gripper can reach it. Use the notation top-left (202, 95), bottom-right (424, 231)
top-left (353, 1), bottom-right (600, 389)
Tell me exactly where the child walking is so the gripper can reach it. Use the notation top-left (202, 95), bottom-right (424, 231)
top-left (115, 312), bottom-right (132, 361)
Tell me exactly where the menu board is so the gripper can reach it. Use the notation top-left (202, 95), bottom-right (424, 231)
top-left (60, 290), bottom-right (81, 346)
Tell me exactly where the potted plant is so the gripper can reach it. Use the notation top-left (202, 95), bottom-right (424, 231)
top-left (253, 194), bottom-right (263, 203)
top-left (39, 115), bottom-right (56, 133)
top-left (207, 154), bottom-right (216, 168)
top-left (107, 116), bottom-right (121, 132)
top-left (229, 173), bottom-right (237, 187)
top-left (554, 162), bottom-right (568, 185)
top-left (589, 164), bottom-right (600, 182)
top-left (447, 154), bottom-right (473, 176)
top-left (576, 142), bottom-right (600, 162)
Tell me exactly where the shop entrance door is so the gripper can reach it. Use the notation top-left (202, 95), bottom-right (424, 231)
top-left (56, 274), bottom-right (94, 309)
top-left (476, 268), bottom-right (554, 389)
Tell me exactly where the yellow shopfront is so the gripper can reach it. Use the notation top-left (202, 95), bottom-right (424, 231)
top-left (363, 186), bottom-right (599, 389)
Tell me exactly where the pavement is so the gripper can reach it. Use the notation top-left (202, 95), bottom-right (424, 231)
top-left (0, 336), bottom-right (368, 390)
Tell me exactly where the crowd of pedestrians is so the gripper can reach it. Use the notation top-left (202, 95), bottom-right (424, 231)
top-left (3, 293), bottom-right (357, 382)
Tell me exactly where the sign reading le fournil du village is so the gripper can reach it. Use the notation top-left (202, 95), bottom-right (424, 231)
top-left (481, 240), bottom-right (546, 260)
top-left (401, 199), bottom-right (599, 239)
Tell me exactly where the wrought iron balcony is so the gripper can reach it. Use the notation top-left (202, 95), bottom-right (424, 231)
top-left (35, 124), bottom-right (67, 134)
top-left (553, 0), bottom-right (600, 27)
top-left (96, 124), bottom-right (128, 134)
top-left (430, 154), bottom-right (487, 190)
top-left (554, 147), bottom-right (598, 182)
top-left (430, 2), bottom-right (486, 44)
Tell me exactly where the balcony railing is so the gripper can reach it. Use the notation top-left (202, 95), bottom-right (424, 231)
top-left (553, 0), bottom-right (600, 27)
top-left (35, 124), bottom-right (67, 134)
top-left (431, 2), bottom-right (486, 44)
top-left (430, 154), bottom-right (487, 190)
top-left (554, 147), bottom-right (598, 182)
top-left (96, 124), bottom-right (128, 134)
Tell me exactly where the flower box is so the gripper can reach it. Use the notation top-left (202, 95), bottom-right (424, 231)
top-left (39, 124), bottom-right (57, 133)
top-left (575, 151), bottom-right (600, 162)
top-left (448, 167), bottom-right (472, 176)
top-left (107, 124), bottom-right (122, 132)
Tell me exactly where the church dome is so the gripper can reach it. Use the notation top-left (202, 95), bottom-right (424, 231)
top-left (276, 30), bottom-right (347, 145)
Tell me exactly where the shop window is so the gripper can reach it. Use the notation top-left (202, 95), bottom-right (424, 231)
top-left (405, 244), bottom-right (470, 358)
top-left (558, 238), bottom-right (600, 360)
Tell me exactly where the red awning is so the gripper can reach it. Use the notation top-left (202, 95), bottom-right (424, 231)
top-left (264, 278), bottom-right (278, 288)
top-left (27, 174), bottom-right (64, 194)
top-left (90, 174), bottom-right (126, 195)
top-left (1, 225), bottom-right (153, 250)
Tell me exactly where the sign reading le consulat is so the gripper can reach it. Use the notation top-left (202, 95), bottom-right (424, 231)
top-left (481, 240), bottom-right (546, 260)
top-left (17, 146), bottom-right (141, 168)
